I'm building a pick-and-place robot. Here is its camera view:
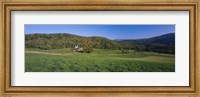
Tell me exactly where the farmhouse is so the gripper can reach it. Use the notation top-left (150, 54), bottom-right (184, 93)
top-left (74, 45), bottom-right (83, 52)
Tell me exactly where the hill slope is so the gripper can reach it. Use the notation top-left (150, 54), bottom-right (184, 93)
top-left (121, 33), bottom-right (175, 45)
top-left (119, 33), bottom-right (175, 54)
top-left (25, 33), bottom-right (121, 50)
top-left (25, 33), bottom-right (175, 54)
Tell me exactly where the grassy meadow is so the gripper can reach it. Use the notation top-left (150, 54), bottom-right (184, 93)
top-left (25, 48), bottom-right (175, 72)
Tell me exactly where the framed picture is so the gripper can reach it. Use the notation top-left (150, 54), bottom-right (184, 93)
top-left (0, 0), bottom-right (199, 97)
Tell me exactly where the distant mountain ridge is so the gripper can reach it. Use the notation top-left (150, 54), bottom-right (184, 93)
top-left (118, 33), bottom-right (175, 54)
top-left (119, 33), bottom-right (175, 45)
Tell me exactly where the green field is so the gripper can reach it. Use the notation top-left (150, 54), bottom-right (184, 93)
top-left (25, 48), bottom-right (175, 72)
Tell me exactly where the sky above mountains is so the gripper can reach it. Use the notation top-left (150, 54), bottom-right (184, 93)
top-left (25, 24), bottom-right (175, 40)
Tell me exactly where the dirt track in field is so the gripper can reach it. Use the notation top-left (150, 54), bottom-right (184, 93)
top-left (112, 56), bottom-right (174, 63)
top-left (25, 51), bottom-right (73, 56)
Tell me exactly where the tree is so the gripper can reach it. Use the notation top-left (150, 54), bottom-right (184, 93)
top-left (134, 45), bottom-right (145, 53)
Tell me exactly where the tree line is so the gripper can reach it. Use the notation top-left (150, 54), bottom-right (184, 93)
top-left (25, 33), bottom-right (121, 50)
top-left (25, 33), bottom-right (175, 54)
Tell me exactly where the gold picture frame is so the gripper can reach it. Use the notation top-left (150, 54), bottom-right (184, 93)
top-left (0, 0), bottom-right (199, 97)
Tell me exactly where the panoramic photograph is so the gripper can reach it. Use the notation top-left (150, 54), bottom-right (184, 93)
top-left (25, 24), bottom-right (175, 72)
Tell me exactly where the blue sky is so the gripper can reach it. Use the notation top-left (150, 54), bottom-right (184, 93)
top-left (25, 24), bottom-right (175, 40)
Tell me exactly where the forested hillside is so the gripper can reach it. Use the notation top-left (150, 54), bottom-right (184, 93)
top-left (25, 33), bottom-right (175, 54)
top-left (120, 33), bottom-right (175, 54)
top-left (25, 33), bottom-right (121, 50)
